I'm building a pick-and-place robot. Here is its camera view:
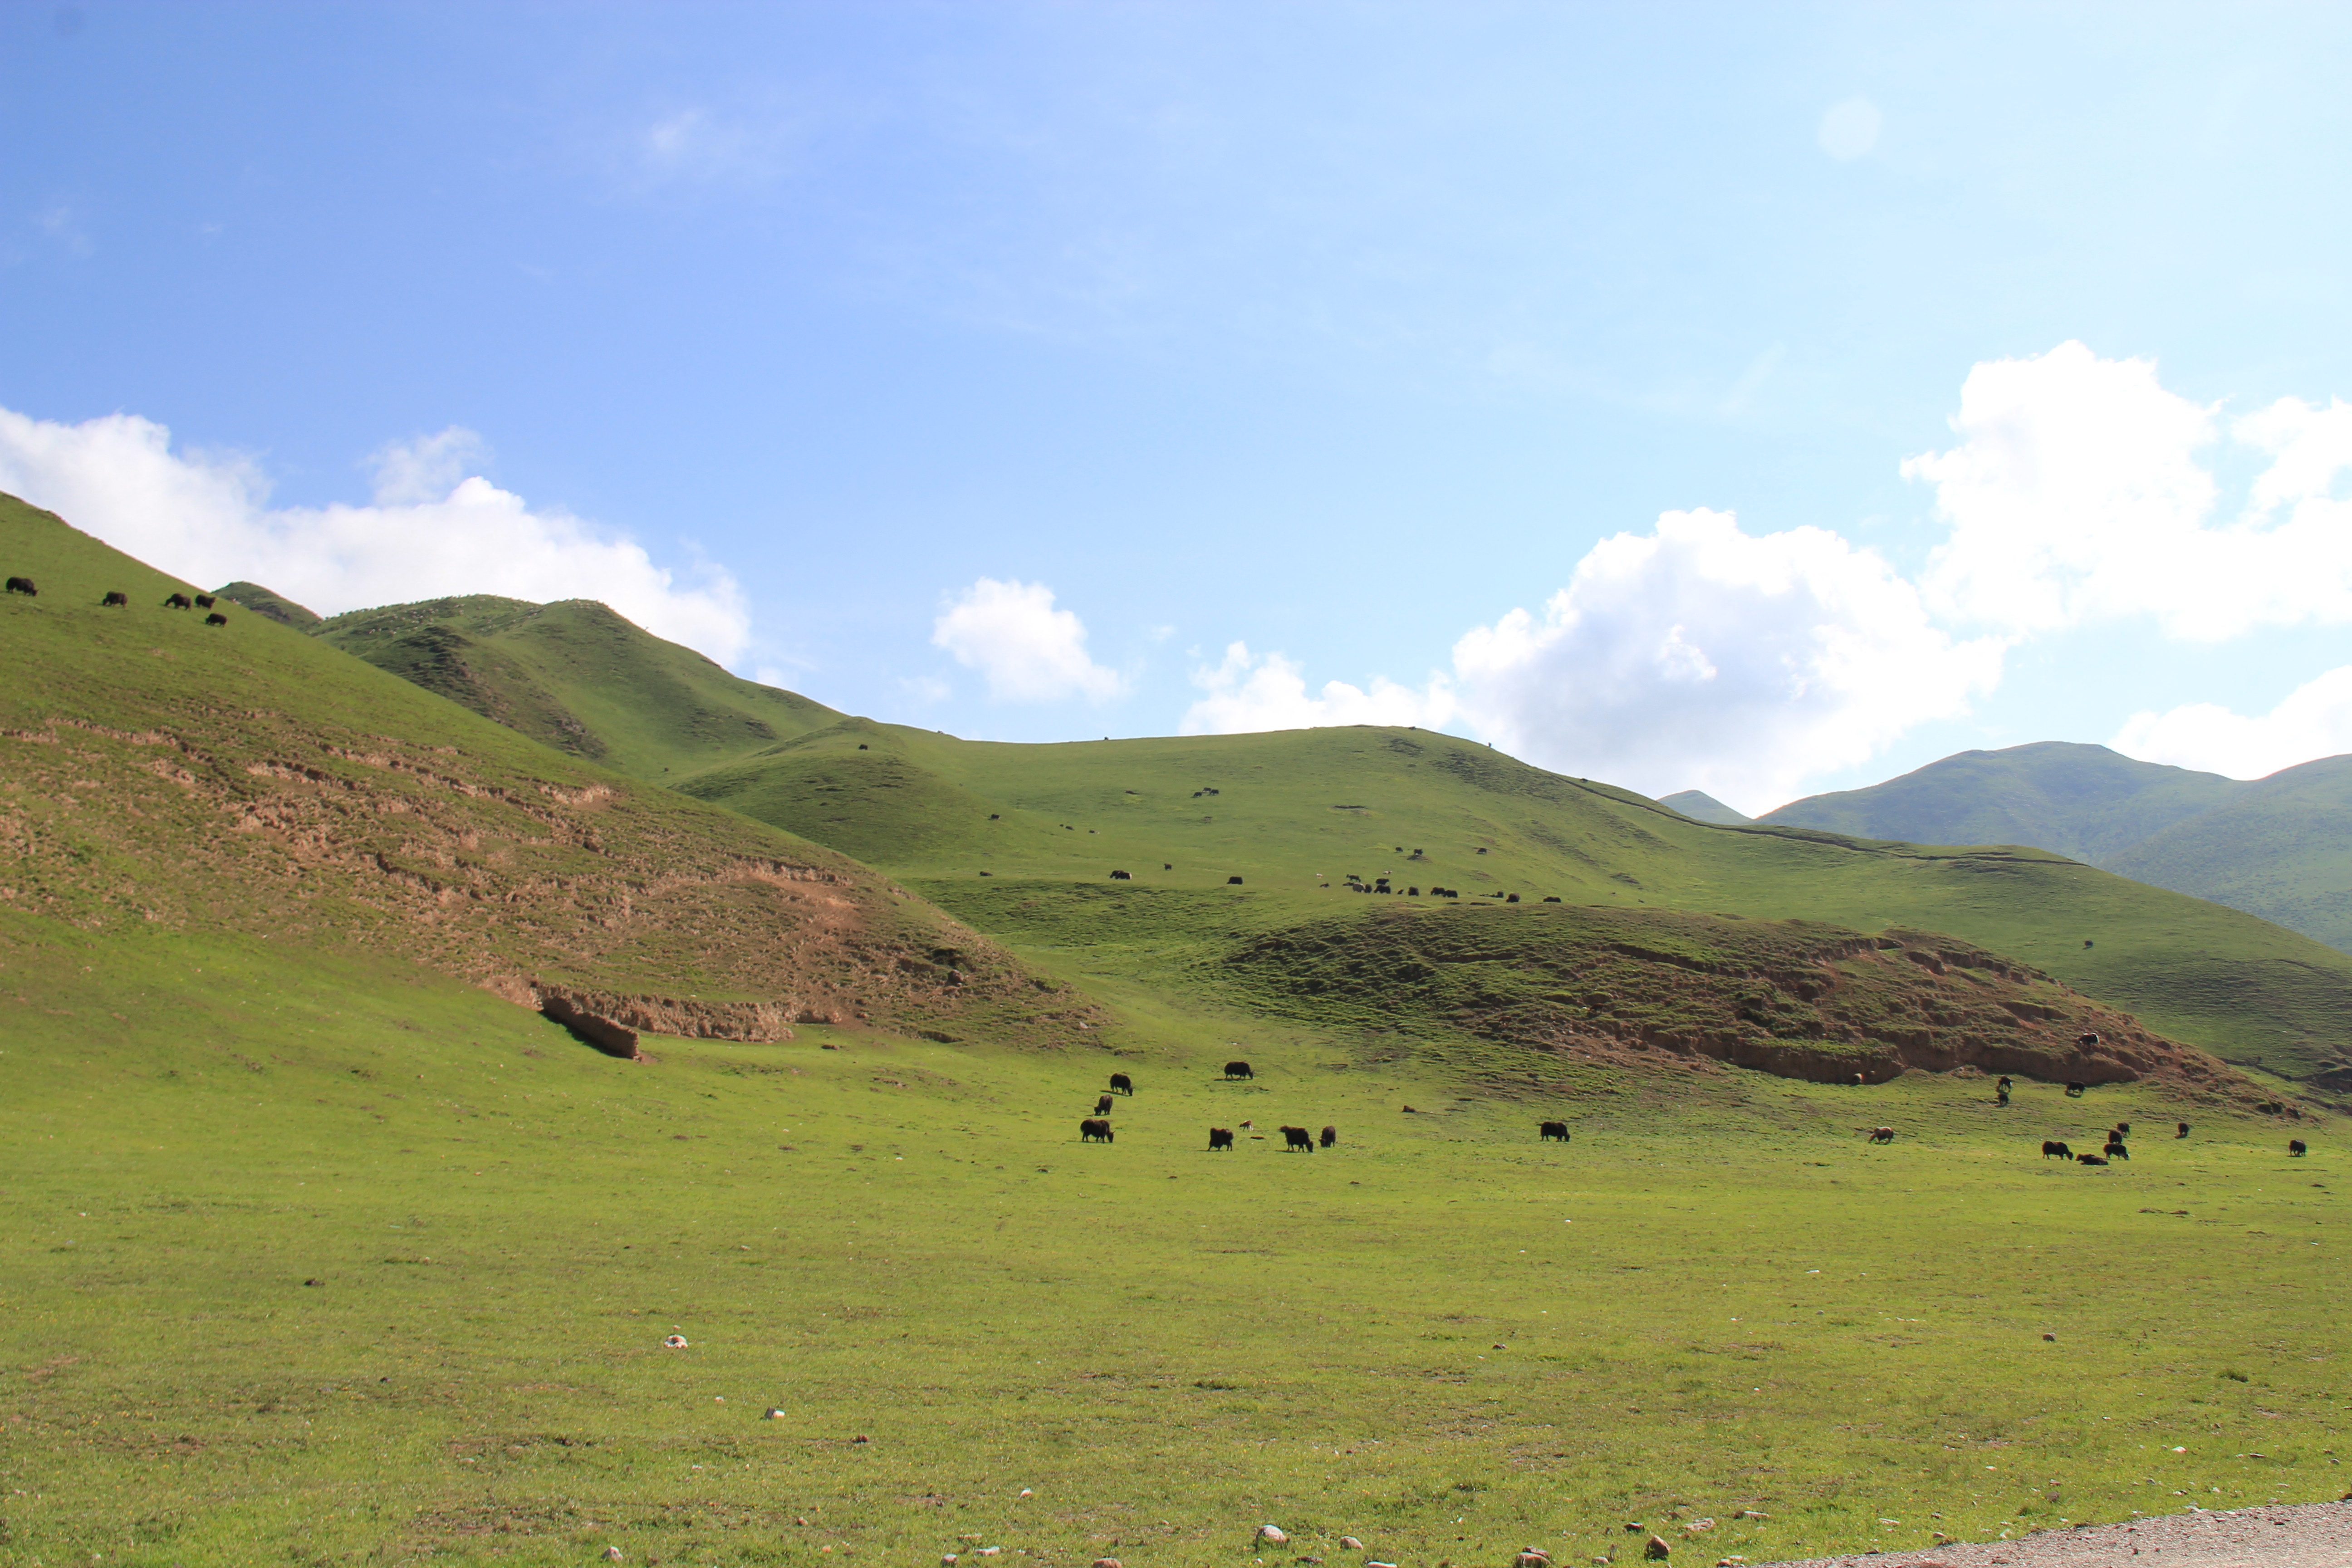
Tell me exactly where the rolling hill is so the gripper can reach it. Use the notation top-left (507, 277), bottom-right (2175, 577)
top-left (2105, 754), bottom-right (2352, 964)
top-left (309, 592), bottom-right (843, 779)
top-left (1758, 741), bottom-right (2248, 864)
top-left (671, 718), bottom-right (2352, 1090)
top-left (0, 493), bottom-right (1083, 1048)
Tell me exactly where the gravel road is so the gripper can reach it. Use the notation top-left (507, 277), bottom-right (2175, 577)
top-left (1749, 1500), bottom-right (2352, 1568)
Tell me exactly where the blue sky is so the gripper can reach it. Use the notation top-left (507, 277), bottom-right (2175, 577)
top-left (9, 1), bottom-right (2352, 811)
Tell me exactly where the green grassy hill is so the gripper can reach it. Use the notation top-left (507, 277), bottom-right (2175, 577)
top-left (1658, 787), bottom-right (1751, 824)
top-left (2107, 755), bottom-right (2352, 980)
top-left (676, 722), bottom-right (2352, 1088)
top-left (1759, 741), bottom-right (2247, 864)
top-left (0, 493), bottom-right (1068, 1045)
top-left (311, 593), bottom-right (842, 779)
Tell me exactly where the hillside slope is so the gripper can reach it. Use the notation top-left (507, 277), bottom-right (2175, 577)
top-left (677, 721), bottom-right (2352, 1088)
top-left (1759, 742), bottom-right (2246, 864)
top-left (2105, 755), bottom-right (2352, 963)
top-left (0, 493), bottom-right (1084, 1046)
top-left (312, 594), bottom-right (842, 779)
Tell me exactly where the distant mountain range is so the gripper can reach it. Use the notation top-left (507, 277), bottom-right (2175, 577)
top-left (1757, 742), bottom-right (2352, 956)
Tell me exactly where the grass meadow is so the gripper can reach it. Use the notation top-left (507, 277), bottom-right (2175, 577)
top-left (4, 914), bottom-right (2344, 1568)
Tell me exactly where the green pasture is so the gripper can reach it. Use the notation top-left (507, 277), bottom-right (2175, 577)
top-left (680, 721), bottom-right (2352, 1086)
top-left (5, 914), bottom-right (2344, 1568)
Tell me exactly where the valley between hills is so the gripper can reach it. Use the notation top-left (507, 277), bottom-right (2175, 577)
top-left (4, 490), bottom-right (2345, 1568)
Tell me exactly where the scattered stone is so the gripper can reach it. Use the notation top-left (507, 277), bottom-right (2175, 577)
top-left (2043, 1333), bottom-right (2057, 1341)
top-left (852, 1435), bottom-right (871, 1444)
top-left (1258, 1527), bottom-right (1290, 1547)
top-left (1515, 1551), bottom-right (1552, 1567)
top-left (977, 1549), bottom-right (1001, 1557)
top-left (1643, 1537), bottom-right (1670, 1561)
top-left (1093, 1559), bottom-right (1122, 1568)
top-left (1019, 1489), bottom-right (1034, 1498)
top-left (1681, 1519), bottom-right (1715, 1534)
top-left (942, 1557), bottom-right (957, 1567)
top-left (662, 1335), bottom-right (688, 1348)
top-left (1733, 1512), bottom-right (1767, 1521)
top-left (303, 1277), bottom-right (323, 1287)
top-left (603, 1550), bottom-right (624, 1563)
top-left (1339, 1539), bottom-right (1365, 1551)
top-left (764, 1407), bottom-right (786, 1419)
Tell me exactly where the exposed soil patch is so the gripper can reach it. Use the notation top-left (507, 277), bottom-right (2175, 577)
top-left (1215, 903), bottom-right (2249, 1093)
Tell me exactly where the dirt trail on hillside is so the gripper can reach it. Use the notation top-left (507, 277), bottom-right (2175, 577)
top-left (1755, 1499), bottom-right (2352, 1568)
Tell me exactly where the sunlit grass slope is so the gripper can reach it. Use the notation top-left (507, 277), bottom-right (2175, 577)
top-left (3, 908), bottom-right (2343, 1568)
top-left (0, 493), bottom-right (1056, 1038)
top-left (314, 594), bottom-right (843, 780)
top-left (681, 722), bottom-right (2352, 1086)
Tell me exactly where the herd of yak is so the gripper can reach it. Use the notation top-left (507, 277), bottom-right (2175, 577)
top-left (1075, 1063), bottom-right (2315, 1161)
top-left (6, 578), bottom-right (232, 625)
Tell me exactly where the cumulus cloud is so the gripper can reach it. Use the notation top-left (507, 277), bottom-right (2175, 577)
top-left (1448, 510), bottom-right (2004, 812)
top-left (0, 406), bottom-right (751, 663)
top-left (931, 577), bottom-right (1122, 703)
top-left (1181, 643), bottom-right (1454, 735)
top-left (1909, 341), bottom-right (2352, 641)
top-left (2112, 666), bottom-right (2352, 781)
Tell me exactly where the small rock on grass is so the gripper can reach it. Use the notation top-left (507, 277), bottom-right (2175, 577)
top-left (1338, 1538), bottom-right (1365, 1552)
top-left (1515, 1552), bottom-right (1552, 1567)
top-left (1257, 1526), bottom-right (1290, 1547)
top-left (1680, 1519), bottom-right (1715, 1534)
top-left (1644, 1536), bottom-right (1671, 1561)
top-left (603, 1550), bottom-right (624, 1563)
top-left (1093, 1559), bottom-right (1122, 1568)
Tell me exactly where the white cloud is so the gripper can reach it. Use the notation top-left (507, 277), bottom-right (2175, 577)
top-left (1449, 509), bottom-right (2004, 813)
top-left (1181, 642), bottom-right (1454, 735)
top-left (1817, 98), bottom-right (1882, 161)
top-left (0, 407), bottom-right (751, 664)
top-left (931, 577), bottom-right (1122, 703)
top-left (1908, 341), bottom-right (2352, 641)
top-left (2113, 666), bottom-right (2352, 780)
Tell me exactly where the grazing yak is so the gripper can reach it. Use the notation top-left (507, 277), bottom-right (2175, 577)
top-left (101, 590), bottom-right (127, 606)
top-left (194, 593), bottom-right (216, 609)
top-left (2103, 1141), bottom-right (2130, 1161)
top-left (1867, 1126), bottom-right (1895, 1144)
top-left (1539, 1121), bottom-right (1570, 1142)
top-left (205, 612), bottom-right (228, 626)
top-left (2176, 1122), bottom-right (2192, 1139)
top-left (164, 593), bottom-right (191, 609)
top-left (2042, 1141), bottom-right (2074, 1160)
top-left (1226, 876), bottom-right (1245, 885)
top-left (2291, 1139), bottom-right (2310, 1157)
top-left (1093, 1095), bottom-right (1114, 1116)
top-left (2114, 1122), bottom-right (2132, 1137)
top-left (1109, 870), bottom-right (1132, 881)
top-left (1208, 1127), bottom-right (1234, 1151)
top-left (2076, 1153), bottom-right (2110, 1166)
top-left (2065, 1081), bottom-right (2087, 1098)
top-left (1280, 1125), bottom-right (1314, 1152)
top-left (5, 576), bottom-right (35, 596)
top-left (1108, 1072), bottom-right (1133, 1095)
top-left (1080, 1118), bottom-right (1114, 1144)
top-left (1224, 1060), bottom-right (1254, 1080)
top-left (1319, 1125), bottom-right (1336, 1148)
